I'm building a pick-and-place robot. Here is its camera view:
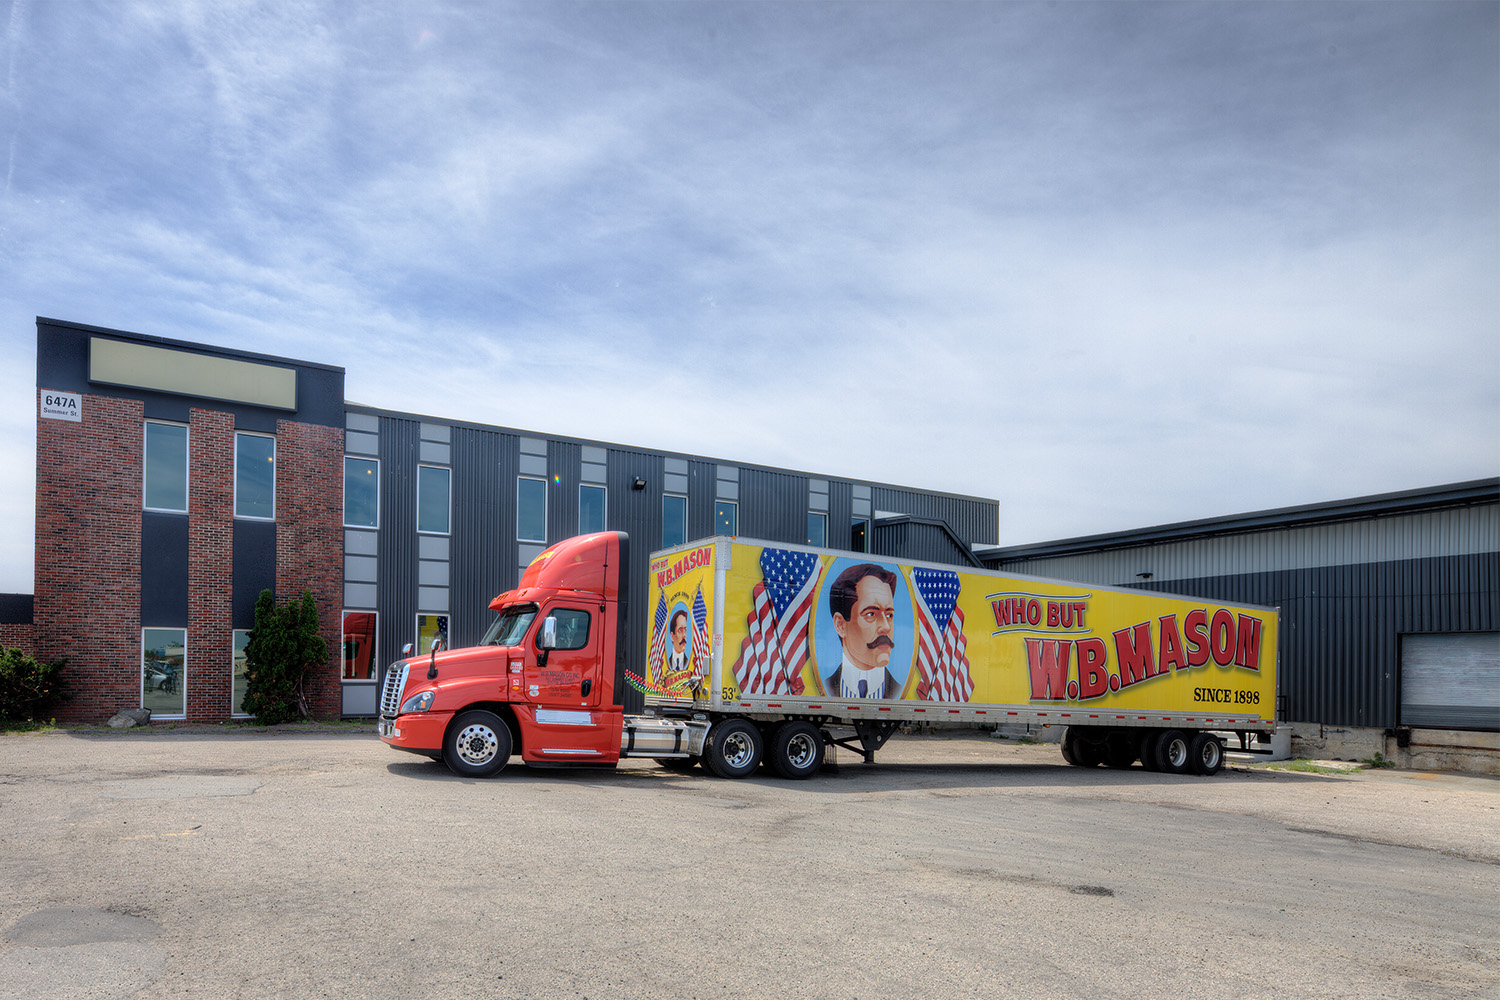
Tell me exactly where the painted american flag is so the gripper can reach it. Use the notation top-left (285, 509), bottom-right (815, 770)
top-left (646, 590), bottom-right (670, 687)
top-left (732, 548), bottom-right (821, 695)
top-left (911, 567), bottom-right (975, 702)
top-left (689, 584), bottom-right (711, 683)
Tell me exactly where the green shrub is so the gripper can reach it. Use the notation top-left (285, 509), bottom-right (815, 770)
top-left (241, 589), bottom-right (327, 725)
top-left (0, 648), bottom-right (69, 723)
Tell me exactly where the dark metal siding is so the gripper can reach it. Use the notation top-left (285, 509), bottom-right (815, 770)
top-left (451, 426), bottom-right (509, 648)
top-left (1123, 552), bottom-right (1498, 730)
top-left (548, 440), bottom-right (580, 544)
top-left (871, 487), bottom-right (998, 550)
top-left (376, 416), bottom-right (420, 672)
top-left (740, 468), bottom-right (806, 544)
top-left (608, 449), bottom-right (664, 713)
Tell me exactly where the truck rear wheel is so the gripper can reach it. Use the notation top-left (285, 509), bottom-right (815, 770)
top-left (1189, 732), bottom-right (1225, 775)
top-left (1155, 729), bottom-right (1192, 774)
top-left (704, 719), bottom-right (763, 779)
top-left (770, 721), bottom-right (825, 779)
top-left (1139, 732), bottom-right (1162, 772)
top-left (444, 710), bottom-right (513, 778)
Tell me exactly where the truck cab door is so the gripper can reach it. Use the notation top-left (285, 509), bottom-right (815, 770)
top-left (524, 604), bottom-right (602, 709)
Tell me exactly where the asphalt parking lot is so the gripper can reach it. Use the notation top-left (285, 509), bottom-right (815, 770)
top-left (1, 727), bottom-right (1496, 1000)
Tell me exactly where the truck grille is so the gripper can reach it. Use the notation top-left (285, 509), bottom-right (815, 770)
top-left (380, 663), bottom-right (410, 717)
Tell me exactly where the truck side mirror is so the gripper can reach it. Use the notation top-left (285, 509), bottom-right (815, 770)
top-left (401, 643), bottom-right (414, 658)
top-left (540, 617), bottom-right (557, 650)
top-left (430, 637), bottom-right (445, 652)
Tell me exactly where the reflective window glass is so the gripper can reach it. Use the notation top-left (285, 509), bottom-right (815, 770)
top-left (232, 630), bottom-right (251, 716)
top-left (418, 466), bottom-right (450, 534)
top-left (662, 495), bottom-right (686, 548)
top-left (579, 485), bottom-right (606, 535)
top-left (342, 612), bottom-right (377, 680)
top-left (715, 500), bottom-right (737, 536)
top-left (851, 518), bottom-right (869, 553)
top-left (344, 458), bottom-right (378, 528)
top-left (142, 628), bottom-right (186, 718)
top-left (144, 423), bottom-right (188, 512)
top-left (234, 433), bottom-right (276, 519)
top-left (518, 477), bottom-right (546, 542)
top-left (807, 512), bottom-right (827, 547)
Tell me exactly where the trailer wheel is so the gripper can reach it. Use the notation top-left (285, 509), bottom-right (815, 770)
top-left (1059, 727), bottom-right (1079, 766)
top-left (770, 721), bottom-right (825, 780)
top-left (1063, 727), bottom-right (1101, 767)
top-left (704, 719), bottom-right (763, 779)
top-left (1189, 732), bottom-right (1225, 776)
top-left (443, 710), bottom-right (513, 778)
top-left (1155, 729), bottom-right (1192, 774)
top-left (1139, 732), bottom-right (1162, 772)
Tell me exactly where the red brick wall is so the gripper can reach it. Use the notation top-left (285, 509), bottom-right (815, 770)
top-left (187, 409), bottom-right (234, 721)
top-left (34, 393), bottom-right (143, 723)
top-left (275, 419), bottom-right (344, 719)
top-left (0, 625), bottom-right (35, 654)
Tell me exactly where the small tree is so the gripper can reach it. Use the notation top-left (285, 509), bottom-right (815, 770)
top-left (241, 589), bottom-right (327, 724)
top-left (0, 647), bottom-right (69, 724)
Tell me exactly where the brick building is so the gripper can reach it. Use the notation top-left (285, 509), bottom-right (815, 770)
top-left (27, 318), bottom-right (1001, 722)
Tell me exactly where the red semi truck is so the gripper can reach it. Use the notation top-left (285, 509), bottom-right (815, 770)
top-left (378, 531), bottom-right (1279, 779)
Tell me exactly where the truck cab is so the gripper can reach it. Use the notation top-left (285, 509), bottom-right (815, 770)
top-left (378, 531), bottom-right (708, 777)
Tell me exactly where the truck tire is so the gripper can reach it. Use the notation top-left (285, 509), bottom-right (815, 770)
top-left (444, 710), bottom-right (513, 778)
top-left (1189, 732), bottom-right (1225, 776)
top-left (1059, 726), bottom-right (1079, 765)
top-left (1155, 729), bottom-right (1192, 774)
top-left (704, 718), bottom-right (763, 779)
top-left (770, 721), bottom-right (825, 779)
top-left (1139, 731), bottom-right (1162, 772)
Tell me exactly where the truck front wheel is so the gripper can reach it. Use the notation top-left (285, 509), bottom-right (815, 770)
top-left (704, 719), bottom-right (763, 779)
top-left (444, 710), bottom-right (513, 778)
top-left (770, 721), bottom-right (825, 779)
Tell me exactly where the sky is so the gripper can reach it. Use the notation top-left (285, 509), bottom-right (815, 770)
top-left (0, 0), bottom-right (1496, 594)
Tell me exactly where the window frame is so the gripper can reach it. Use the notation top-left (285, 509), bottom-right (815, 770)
top-left (662, 494), bottom-right (687, 549)
top-left (143, 421), bottom-right (189, 513)
top-left (416, 464), bottom-right (451, 535)
top-left (233, 431), bottom-right (277, 521)
top-left (341, 611), bottom-right (378, 682)
top-left (343, 456), bottom-right (380, 529)
top-left (232, 629), bottom-right (252, 718)
top-left (141, 626), bottom-right (187, 720)
top-left (851, 517), bottom-right (870, 553)
top-left (517, 476), bottom-right (547, 544)
top-left (807, 511), bottom-right (828, 548)
top-left (578, 484), bottom-right (607, 535)
top-left (715, 499), bottom-right (737, 537)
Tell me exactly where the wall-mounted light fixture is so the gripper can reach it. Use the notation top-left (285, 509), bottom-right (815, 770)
top-left (1137, 572), bottom-right (1154, 580)
top-left (632, 477), bottom-right (647, 491)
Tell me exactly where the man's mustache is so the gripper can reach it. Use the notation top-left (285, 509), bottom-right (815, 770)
top-left (866, 636), bottom-right (894, 650)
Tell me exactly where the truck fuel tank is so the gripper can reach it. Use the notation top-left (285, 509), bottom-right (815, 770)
top-left (621, 716), bottom-right (710, 758)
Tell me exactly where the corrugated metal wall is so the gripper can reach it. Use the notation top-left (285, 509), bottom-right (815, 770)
top-left (356, 406), bottom-right (1000, 714)
top-left (988, 505), bottom-right (1499, 730)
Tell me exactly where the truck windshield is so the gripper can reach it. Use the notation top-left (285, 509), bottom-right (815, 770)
top-left (481, 606), bottom-right (538, 647)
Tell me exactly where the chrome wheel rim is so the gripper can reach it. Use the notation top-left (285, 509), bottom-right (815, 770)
top-left (722, 731), bottom-right (754, 769)
top-left (456, 724), bottom-right (499, 766)
top-left (786, 733), bottom-right (817, 769)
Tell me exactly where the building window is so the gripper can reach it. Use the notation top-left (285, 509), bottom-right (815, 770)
top-left (518, 477), bottom-right (546, 543)
top-left (808, 512), bottom-right (827, 548)
top-left (715, 500), bottom-right (737, 536)
top-left (344, 457), bottom-right (379, 528)
top-left (234, 432), bottom-right (276, 519)
top-left (342, 612), bottom-right (377, 680)
top-left (417, 465), bottom-right (450, 535)
top-left (662, 495), bottom-right (687, 548)
top-left (142, 627), bottom-right (186, 718)
top-left (232, 630), bottom-right (251, 717)
top-left (579, 484), bottom-right (606, 535)
top-left (143, 422), bottom-right (188, 512)
top-left (851, 518), bottom-right (869, 553)
top-left (416, 613), bottom-right (449, 654)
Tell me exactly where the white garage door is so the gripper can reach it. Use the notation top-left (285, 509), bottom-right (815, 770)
top-left (1400, 632), bottom-right (1499, 731)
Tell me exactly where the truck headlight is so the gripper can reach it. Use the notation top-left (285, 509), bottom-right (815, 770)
top-left (400, 691), bottom-right (435, 714)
